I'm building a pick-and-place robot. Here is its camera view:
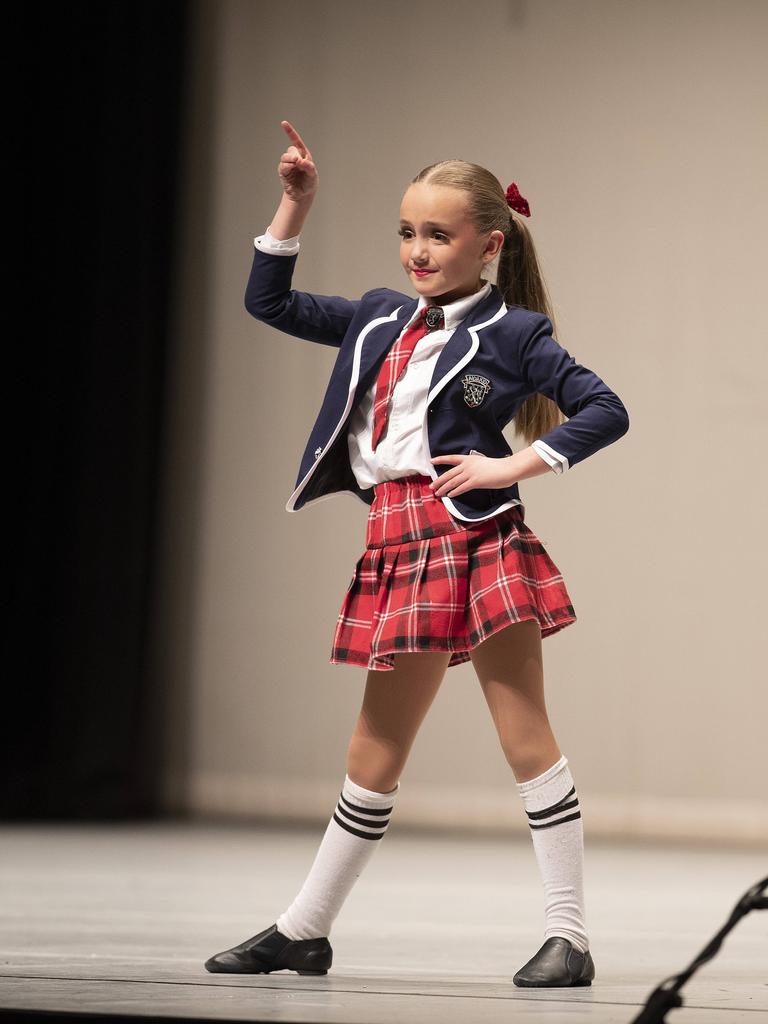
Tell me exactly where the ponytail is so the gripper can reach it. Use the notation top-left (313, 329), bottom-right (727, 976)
top-left (495, 212), bottom-right (564, 446)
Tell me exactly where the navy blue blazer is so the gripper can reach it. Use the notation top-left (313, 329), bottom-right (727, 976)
top-left (244, 245), bottom-right (630, 522)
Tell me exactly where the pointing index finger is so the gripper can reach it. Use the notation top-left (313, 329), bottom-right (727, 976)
top-left (281, 120), bottom-right (310, 158)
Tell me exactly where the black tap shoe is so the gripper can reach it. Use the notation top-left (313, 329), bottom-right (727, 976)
top-left (513, 936), bottom-right (595, 987)
top-left (204, 922), bottom-right (333, 975)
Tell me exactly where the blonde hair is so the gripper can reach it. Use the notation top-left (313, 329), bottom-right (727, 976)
top-left (411, 160), bottom-right (564, 446)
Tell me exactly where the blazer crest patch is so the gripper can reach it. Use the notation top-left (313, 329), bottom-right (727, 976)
top-left (461, 373), bottom-right (492, 408)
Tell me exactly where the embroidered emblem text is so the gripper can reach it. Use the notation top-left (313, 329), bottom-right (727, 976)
top-left (461, 373), bottom-right (492, 408)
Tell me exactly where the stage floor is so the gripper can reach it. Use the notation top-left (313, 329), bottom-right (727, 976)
top-left (0, 821), bottom-right (765, 1023)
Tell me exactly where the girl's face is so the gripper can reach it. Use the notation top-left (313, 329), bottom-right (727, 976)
top-left (398, 183), bottom-right (504, 306)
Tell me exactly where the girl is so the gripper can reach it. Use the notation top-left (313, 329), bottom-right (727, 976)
top-left (204, 121), bottom-right (629, 987)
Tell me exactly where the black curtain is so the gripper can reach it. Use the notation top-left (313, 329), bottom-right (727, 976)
top-left (6, 2), bottom-right (193, 817)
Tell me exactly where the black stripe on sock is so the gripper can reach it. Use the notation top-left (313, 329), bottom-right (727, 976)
top-left (525, 786), bottom-right (577, 820)
top-left (529, 810), bottom-right (582, 830)
top-left (335, 803), bottom-right (390, 830)
top-left (526, 797), bottom-right (580, 823)
top-left (333, 811), bottom-right (386, 840)
top-left (339, 791), bottom-right (394, 817)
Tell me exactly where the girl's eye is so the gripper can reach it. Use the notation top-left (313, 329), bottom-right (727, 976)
top-left (397, 228), bottom-right (449, 242)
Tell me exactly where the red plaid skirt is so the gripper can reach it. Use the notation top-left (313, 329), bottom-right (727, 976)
top-left (330, 474), bottom-right (577, 672)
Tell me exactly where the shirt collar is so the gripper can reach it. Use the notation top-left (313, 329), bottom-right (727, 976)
top-left (413, 280), bottom-right (492, 332)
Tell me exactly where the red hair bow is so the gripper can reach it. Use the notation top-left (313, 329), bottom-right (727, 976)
top-left (505, 182), bottom-right (531, 217)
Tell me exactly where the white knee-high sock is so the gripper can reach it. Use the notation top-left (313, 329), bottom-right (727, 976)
top-left (275, 774), bottom-right (399, 941)
top-left (516, 755), bottom-right (589, 954)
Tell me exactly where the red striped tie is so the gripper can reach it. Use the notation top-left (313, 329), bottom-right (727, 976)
top-left (371, 305), bottom-right (445, 452)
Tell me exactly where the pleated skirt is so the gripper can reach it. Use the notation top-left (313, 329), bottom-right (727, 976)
top-left (330, 474), bottom-right (577, 672)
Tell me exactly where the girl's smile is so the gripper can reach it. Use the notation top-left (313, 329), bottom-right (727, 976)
top-left (399, 182), bottom-right (504, 305)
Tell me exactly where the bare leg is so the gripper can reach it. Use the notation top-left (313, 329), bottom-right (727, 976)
top-left (470, 620), bottom-right (589, 959)
top-left (206, 652), bottom-right (451, 969)
top-left (346, 650), bottom-right (452, 791)
top-left (469, 619), bottom-right (561, 782)
top-left (273, 650), bottom-right (451, 943)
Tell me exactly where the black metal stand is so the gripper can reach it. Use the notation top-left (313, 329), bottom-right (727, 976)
top-left (630, 874), bottom-right (767, 1023)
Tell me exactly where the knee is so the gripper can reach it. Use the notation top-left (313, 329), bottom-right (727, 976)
top-left (501, 739), bottom-right (562, 783)
top-left (346, 734), bottom-right (403, 793)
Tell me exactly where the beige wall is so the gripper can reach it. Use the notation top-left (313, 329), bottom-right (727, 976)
top-left (153, 0), bottom-right (768, 845)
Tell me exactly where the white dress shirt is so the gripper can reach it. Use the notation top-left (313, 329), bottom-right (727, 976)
top-left (253, 230), bottom-right (568, 479)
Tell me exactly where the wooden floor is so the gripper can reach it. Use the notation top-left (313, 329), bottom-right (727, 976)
top-left (0, 822), bottom-right (765, 1023)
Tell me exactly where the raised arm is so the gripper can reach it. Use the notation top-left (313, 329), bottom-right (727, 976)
top-left (245, 121), bottom-right (358, 347)
top-left (268, 120), bottom-right (318, 240)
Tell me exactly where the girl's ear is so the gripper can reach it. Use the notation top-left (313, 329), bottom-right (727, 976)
top-left (483, 229), bottom-right (506, 263)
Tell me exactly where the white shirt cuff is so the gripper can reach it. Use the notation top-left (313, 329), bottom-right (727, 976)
top-left (254, 227), bottom-right (301, 255)
top-left (531, 440), bottom-right (569, 474)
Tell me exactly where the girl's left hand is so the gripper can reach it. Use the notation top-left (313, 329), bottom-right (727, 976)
top-left (429, 454), bottom-right (516, 497)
